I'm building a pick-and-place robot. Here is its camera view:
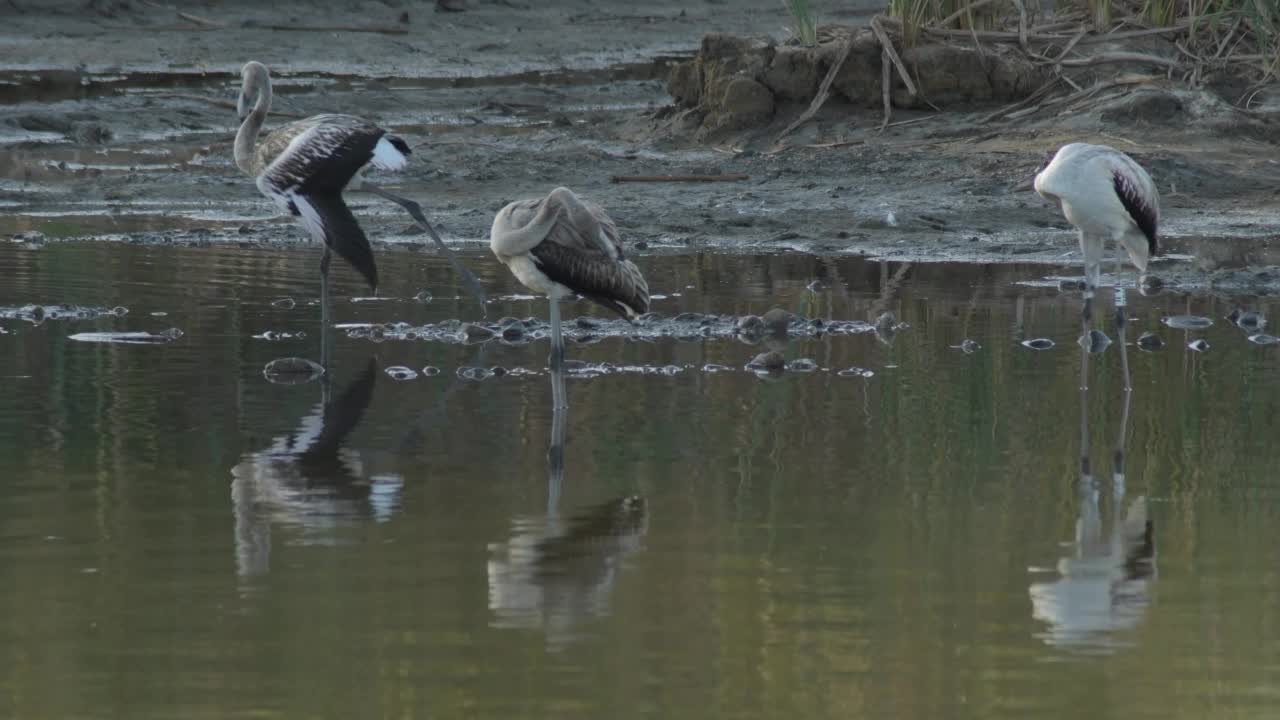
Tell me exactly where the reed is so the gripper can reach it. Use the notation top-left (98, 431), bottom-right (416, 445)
top-left (783, 0), bottom-right (819, 46)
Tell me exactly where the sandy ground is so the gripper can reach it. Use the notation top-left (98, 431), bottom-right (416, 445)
top-left (3, 0), bottom-right (1280, 294)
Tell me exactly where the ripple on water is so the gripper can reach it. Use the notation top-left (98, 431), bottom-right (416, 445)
top-left (1021, 338), bottom-right (1056, 351)
top-left (261, 357), bottom-right (324, 384)
top-left (384, 366), bottom-right (419, 381)
top-left (68, 328), bottom-right (183, 344)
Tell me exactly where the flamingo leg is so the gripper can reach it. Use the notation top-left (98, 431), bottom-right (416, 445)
top-left (1115, 285), bottom-right (1131, 392)
top-left (547, 404), bottom-right (567, 519)
top-left (1079, 343), bottom-right (1091, 480)
top-left (361, 183), bottom-right (487, 318)
top-left (549, 297), bottom-right (568, 410)
top-left (320, 247), bottom-right (332, 371)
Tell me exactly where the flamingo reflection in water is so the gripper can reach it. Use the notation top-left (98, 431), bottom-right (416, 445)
top-left (232, 358), bottom-right (402, 578)
top-left (1028, 339), bottom-right (1157, 650)
top-left (487, 399), bottom-right (649, 649)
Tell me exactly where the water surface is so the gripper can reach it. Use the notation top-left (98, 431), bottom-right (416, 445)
top-left (1, 242), bottom-right (1279, 719)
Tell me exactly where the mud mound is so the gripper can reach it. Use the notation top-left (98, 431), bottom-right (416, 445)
top-left (667, 29), bottom-right (1049, 136)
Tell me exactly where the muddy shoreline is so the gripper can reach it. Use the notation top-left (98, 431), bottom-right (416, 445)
top-left (3, 0), bottom-right (1280, 295)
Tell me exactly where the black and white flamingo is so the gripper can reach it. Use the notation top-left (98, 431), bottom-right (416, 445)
top-left (489, 187), bottom-right (649, 408)
top-left (233, 60), bottom-right (486, 364)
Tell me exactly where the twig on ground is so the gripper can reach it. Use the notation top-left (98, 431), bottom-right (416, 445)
top-left (177, 11), bottom-right (228, 28)
top-left (610, 175), bottom-right (749, 183)
top-left (871, 16), bottom-right (919, 96)
top-left (1055, 51), bottom-right (1180, 69)
top-left (979, 76), bottom-right (1060, 122)
top-left (412, 139), bottom-right (508, 150)
top-left (148, 92), bottom-right (307, 118)
top-left (880, 46), bottom-right (893, 130)
top-left (937, 0), bottom-right (996, 28)
top-left (772, 34), bottom-right (856, 145)
top-left (264, 24), bottom-right (410, 34)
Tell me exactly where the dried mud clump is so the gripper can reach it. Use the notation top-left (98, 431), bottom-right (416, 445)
top-left (667, 28), bottom-right (1049, 135)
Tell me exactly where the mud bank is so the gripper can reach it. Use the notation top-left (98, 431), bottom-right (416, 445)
top-left (3, 1), bottom-right (1280, 296)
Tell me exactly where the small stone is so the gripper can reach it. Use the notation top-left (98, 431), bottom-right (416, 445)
top-left (761, 308), bottom-right (793, 335)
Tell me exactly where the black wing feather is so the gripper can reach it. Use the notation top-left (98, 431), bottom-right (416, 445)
top-left (298, 128), bottom-right (383, 195)
top-left (309, 193), bottom-right (379, 290)
top-left (1113, 171), bottom-right (1158, 257)
top-left (261, 121), bottom-right (384, 290)
top-left (386, 135), bottom-right (411, 158)
top-left (531, 242), bottom-right (648, 320)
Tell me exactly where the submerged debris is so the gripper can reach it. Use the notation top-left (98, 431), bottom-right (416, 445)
top-left (1021, 338), bottom-right (1055, 351)
top-left (457, 366), bottom-right (496, 381)
top-left (1140, 275), bottom-right (1165, 295)
top-left (385, 366), bottom-right (419, 381)
top-left (1228, 309), bottom-right (1266, 332)
top-left (837, 366), bottom-right (875, 378)
top-left (68, 328), bottom-right (183, 344)
top-left (252, 330), bottom-right (306, 341)
top-left (565, 363), bottom-right (684, 377)
top-left (786, 358), bottom-right (819, 372)
top-left (0, 304), bottom-right (127, 325)
top-left (262, 357), bottom-right (325, 383)
top-left (1163, 315), bottom-right (1213, 330)
top-left (339, 311), bottom-right (873, 346)
top-left (1136, 332), bottom-right (1165, 352)
top-left (761, 308), bottom-right (795, 336)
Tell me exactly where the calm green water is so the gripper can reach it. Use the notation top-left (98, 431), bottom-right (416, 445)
top-left (1, 242), bottom-right (1279, 719)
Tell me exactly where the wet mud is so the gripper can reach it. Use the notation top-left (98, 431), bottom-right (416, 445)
top-left (5, 0), bottom-right (1280, 294)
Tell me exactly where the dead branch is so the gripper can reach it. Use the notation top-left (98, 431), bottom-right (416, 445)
top-left (177, 11), bottom-right (227, 28)
top-left (871, 16), bottom-right (919, 96)
top-left (148, 92), bottom-right (307, 118)
top-left (879, 46), bottom-right (893, 130)
top-left (610, 175), bottom-right (749, 183)
top-left (937, 0), bottom-right (996, 28)
top-left (1054, 51), bottom-right (1180, 69)
top-left (262, 24), bottom-right (410, 35)
top-left (772, 33), bottom-right (856, 146)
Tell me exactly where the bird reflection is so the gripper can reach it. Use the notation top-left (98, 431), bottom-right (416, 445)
top-left (232, 358), bottom-right (402, 578)
top-left (1028, 345), bottom-right (1156, 650)
top-left (487, 399), bottom-right (649, 649)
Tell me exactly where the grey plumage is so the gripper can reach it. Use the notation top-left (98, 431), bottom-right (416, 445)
top-left (490, 187), bottom-right (648, 409)
top-left (490, 187), bottom-right (649, 319)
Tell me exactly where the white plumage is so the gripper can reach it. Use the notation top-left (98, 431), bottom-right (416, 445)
top-left (1034, 142), bottom-right (1160, 295)
top-left (370, 136), bottom-right (409, 172)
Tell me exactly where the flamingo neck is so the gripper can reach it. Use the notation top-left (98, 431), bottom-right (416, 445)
top-left (234, 78), bottom-right (271, 176)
